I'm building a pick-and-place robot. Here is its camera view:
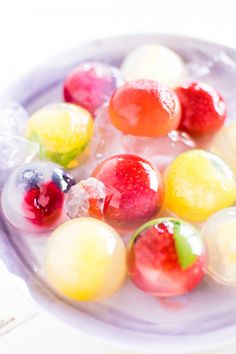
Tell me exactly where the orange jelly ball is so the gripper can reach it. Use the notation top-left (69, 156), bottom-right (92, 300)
top-left (109, 80), bottom-right (181, 137)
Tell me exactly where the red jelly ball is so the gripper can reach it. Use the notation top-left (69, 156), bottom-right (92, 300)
top-left (92, 154), bottom-right (164, 231)
top-left (175, 82), bottom-right (226, 137)
top-left (127, 218), bottom-right (207, 297)
top-left (23, 181), bottom-right (64, 227)
top-left (109, 80), bottom-right (181, 137)
top-left (63, 62), bottom-right (122, 116)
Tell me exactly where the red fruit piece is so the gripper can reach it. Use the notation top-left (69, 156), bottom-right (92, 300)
top-left (92, 154), bottom-right (164, 231)
top-left (63, 62), bottom-right (122, 116)
top-left (109, 80), bottom-right (181, 137)
top-left (175, 82), bottom-right (226, 137)
top-left (127, 218), bottom-right (207, 297)
top-left (23, 181), bottom-right (64, 227)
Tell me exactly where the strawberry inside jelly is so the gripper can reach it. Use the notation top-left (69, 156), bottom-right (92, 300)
top-left (23, 181), bottom-right (64, 227)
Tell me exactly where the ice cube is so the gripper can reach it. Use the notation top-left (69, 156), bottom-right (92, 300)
top-left (0, 133), bottom-right (39, 170)
top-left (65, 177), bottom-right (107, 219)
top-left (0, 102), bottom-right (28, 136)
top-left (123, 130), bottom-right (196, 172)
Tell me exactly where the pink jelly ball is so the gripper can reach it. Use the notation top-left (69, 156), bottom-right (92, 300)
top-left (63, 62), bottom-right (123, 116)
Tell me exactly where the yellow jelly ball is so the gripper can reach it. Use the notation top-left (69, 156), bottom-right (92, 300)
top-left (44, 217), bottom-right (126, 301)
top-left (164, 149), bottom-right (236, 222)
top-left (26, 103), bottom-right (94, 168)
top-left (210, 123), bottom-right (236, 175)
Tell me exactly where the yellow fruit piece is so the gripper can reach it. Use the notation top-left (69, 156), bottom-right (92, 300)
top-left (44, 217), bottom-right (126, 301)
top-left (26, 103), bottom-right (93, 167)
top-left (164, 150), bottom-right (236, 222)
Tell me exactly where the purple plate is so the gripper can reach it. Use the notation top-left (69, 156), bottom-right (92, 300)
top-left (1, 34), bottom-right (236, 353)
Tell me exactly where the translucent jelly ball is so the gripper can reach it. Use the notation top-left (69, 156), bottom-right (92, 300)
top-left (201, 207), bottom-right (236, 286)
top-left (120, 44), bottom-right (187, 88)
top-left (123, 130), bottom-right (195, 173)
top-left (127, 218), bottom-right (207, 297)
top-left (164, 150), bottom-right (236, 222)
top-left (210, 124), bottom-right (236, 175)
top-left (1, 161), bottom-right (75, 233)
top-left (92, 154), bottom-right (164, 231)
top-left (109, 80), bottom-right (181, 137)
top-left (63, 62), bottom-right (123, 116)
top-left (26, 103), bottom-right (93, 168)
top-left (44, 217), bottom-right (126, 301)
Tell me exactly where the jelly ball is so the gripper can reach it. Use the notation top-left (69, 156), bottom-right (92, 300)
top-left (92, 154), bottom-right (164, 231)
top-left (176, 82), bottom-right (226, 137)
top-left (44, 217), bottom-right (126, 301)
top-left (26, 103), bottom-right (93, 168)
top-left (127, 218), bottom-right (207, 297)
top-left (164, 150), bottom-right (236, 222)
top-left (109, 80), bottom-right (181, 137)
top-left (63, 62), bottom-right (123, 116)
top-left (120, 44), bottom-right (187, 88)
top-left (123, 130), bottom-right (195, 173)
top-left (201, 207), bottom-right (236, 286)
top-left (210, 123), bottom-right (236, 175)
top-left (1, 161), bottom-right (75, 233)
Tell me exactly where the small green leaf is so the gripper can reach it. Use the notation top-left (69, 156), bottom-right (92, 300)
top-left (174, 222), bottom-right (197, 270)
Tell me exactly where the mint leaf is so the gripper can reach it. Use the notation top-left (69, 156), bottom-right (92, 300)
top-left (174, 222), bottom-right (197, 270)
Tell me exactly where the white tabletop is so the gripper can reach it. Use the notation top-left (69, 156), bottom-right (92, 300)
top-left (1, 0), bottom-right (236, 353)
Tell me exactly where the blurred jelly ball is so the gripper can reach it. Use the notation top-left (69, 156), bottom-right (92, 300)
top-left (0, 102), bottom-right (28, 136)
top-left (164, 150), bottom-right (236, 222)
top-left (44, 217), bottom-right (126, 301)
top-left (109, 80), bottom-right (181, 137)
top-left (120, 44), bottom-right (187, 88)
top-left (176, 82), bottom-right (226, 137)
top-left (127, 218), bottom-right (206, 297)
top-left (92, 154), bottom-right (164, 231)
top-left (1, 161), bottom-right (75, 233)
top-left (123, 130), bottom-right (195, 173)
top-left (201, 207), bottom-right (236, 286)
top-left (210, 123), bottom-right (236, 175)
top-left (26, 103), bottom-right (93, 168)
top-left (63, 62), bottom-right (123, 116)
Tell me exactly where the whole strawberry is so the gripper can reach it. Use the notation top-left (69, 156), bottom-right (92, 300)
top-left (175, 82), bottom-right (226, 137)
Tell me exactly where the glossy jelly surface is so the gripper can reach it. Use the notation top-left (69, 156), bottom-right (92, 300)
top-left (26, 103), bottom-right (93, 168)
top-left (127, 218), bottom-right (207, 296)
top-left (164, 150), bottom-right (236, 222)
top-left (109, 80), bottom-right (181, 137)
top-left (120, 44), bottom-right (187, 88)
top-left (44, 217), bottom-right (126, 301)
top-left (92, 154), bottom-right (164, 231)
top-left (63, 62), bottom-right (122, 115)
top-left (201, 207), bottom-right (236, 286)
top-left (1, 161), bottom-right (75, 233)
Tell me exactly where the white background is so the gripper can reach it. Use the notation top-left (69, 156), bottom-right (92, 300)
top-left (0, 0), bottom-right (236, 353)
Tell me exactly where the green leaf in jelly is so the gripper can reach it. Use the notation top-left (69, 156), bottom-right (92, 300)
top-left (173, 221), bottom-right (197, 270)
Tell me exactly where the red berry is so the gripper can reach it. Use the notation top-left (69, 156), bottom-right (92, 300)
top-left (127, 218), bottom-right (207, 297)
top-left (23, 181), bottom-right (64, 227)
top-left (175, 82), bottom-right (226, 137)
top-left (109, 80), bottom-right (181, 137)
top-left (92, 154), bottom-right (164, 231)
